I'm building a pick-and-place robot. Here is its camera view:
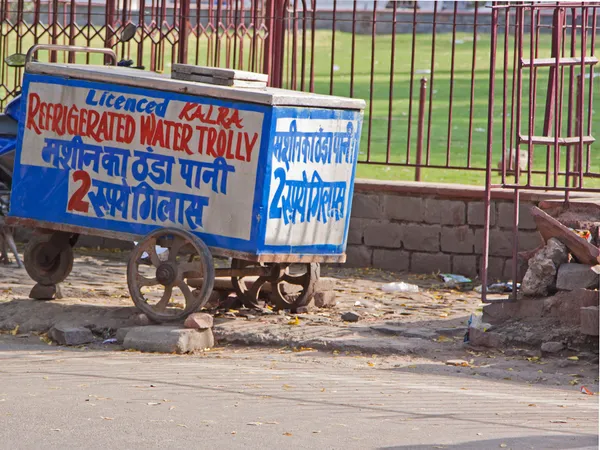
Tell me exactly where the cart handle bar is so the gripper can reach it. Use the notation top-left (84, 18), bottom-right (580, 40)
top-left (26, 45), bottom-right (117, 65)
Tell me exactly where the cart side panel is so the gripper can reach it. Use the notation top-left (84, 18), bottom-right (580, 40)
top-left (10, 73), bottom-right (272, 253)
top-left (259, 106), bottom-right (363, 256)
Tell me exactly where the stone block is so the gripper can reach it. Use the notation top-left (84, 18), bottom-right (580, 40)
top-left (344, 245), bottom-right (372, 268)
top-left (372, 249), bottom-right (410, 272)
top-left (123, 326), bottom-right (214, 354)
top-left (441, 226), bottom-right (474, 254)
top-left (486, 257), bottom-right (506, 281)
top-left (364, 222), bottom-right (403, 248)
top-left (403, 224), bottom-right (440, 252)
top-left (519, 231), bottom-right (544, 252)
top-left (474, 229), bottom-right (512, 258)
top-left (184, 313), bottom-right (214, 330)
top-left (497, 202), bottom-right (538, 230)
top-left (351, 193), bottom-right (382, 219)
top-left (383, 195), bottom-right (423, 222)
top-left (541, 341), bottom-right (564, 353)
top-left (116, 327), bottom-right (134, 344)
top-left (452, 255), bottom-right (478, 278)
top-left (468, 327), bottom-right (506, 348)
top-left (580, 306), bottom-right (599, 336)
top-left (347, 218), bottom-right (370, 245)
top-left (29, 283), bottom-right (59, 300)
top-left (49, 325), bottom-right (94, 346)
top-left (468, 201), bottom-right (496, 226)
top-left (482, 301), bottom-right (520, 324)
top-left (543, 289), bottom-right (600, 326)
top-left (424, 199), bottom-right (466, 225)
top-left (411, 252), bottom-right (451, 274)
top-left (314, 291), bottom-right (336, 308)
top-left (556, 263), bottom-right (600, 291)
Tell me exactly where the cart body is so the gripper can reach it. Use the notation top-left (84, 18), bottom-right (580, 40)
top-left (8, 62), bottom-right (365, 263)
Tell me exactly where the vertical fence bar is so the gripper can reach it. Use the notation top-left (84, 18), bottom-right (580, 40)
top-left (415, 78), bottom-right (427, 182)
top-left (482, 4), bottom-right (499, 303)
top-left (365, 0), bottom-right (377, 162)
top-left (578, 7), bottom-right (588, 189)
top-left (405, 3), bottom-right (418, 164)
top-left (445, 2), bottom-right (458, 167)
top-left (586, 8), bottom-right (597, 174)
top-left (501, 7), bottom-right (510, 185)
top-left (349, 0), bottom-right (357, 97)
top-left (329, 0), bottom-right (336, 95)
top-left (425, 2), bottom-right (437, 165)
top-left (466, 1), bottom-right (478, 167)
top-left (527, 6), bottom-right (535, 187)
top-left (178, 0), bottom-right (190, 64)
top-left (104, 0), bottom-right (116, 65)
top-left (385, 0), bottom-right (397, 164)
top-left (300, 0), bottom-right (307, 91)
top-left (309, 0), bottom-right (316, 92)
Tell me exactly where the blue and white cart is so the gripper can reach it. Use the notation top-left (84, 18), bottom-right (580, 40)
top-left (7, 46), bottom-right (365, 322)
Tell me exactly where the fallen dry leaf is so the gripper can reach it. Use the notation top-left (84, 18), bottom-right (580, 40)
top-left (567, 356), bottom-right (579, 361)
top-left (101, 416), bottom-right (114, 420)
top-left (446, 360), bottom-right (469, 367)
top-left (283, 432), bottom-right (293, 436)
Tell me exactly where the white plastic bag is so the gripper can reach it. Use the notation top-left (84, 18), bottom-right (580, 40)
top-left (381, 282), bottom-right (419, 293)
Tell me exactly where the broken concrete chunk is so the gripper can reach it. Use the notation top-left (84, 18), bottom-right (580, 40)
top-left (580, 306), bottom-right (599, 336)
top-left (540, 238), bottom-right (570, 267)
top-left (541, 341), bottom-right (564, 353)
top-left (29, 283), bottom-right (59, 300)
top-left (184, 312), bottom-right (214, 330)
top-left (341, 311), bottom-right (361, 322)
top-left (123, 326), bottom-right (214, 354)
top-left (556, 263), bottom-right (599, 291)
top-left (48, 325), bottom-right (94, 346)
top-left (521, 258), bottom-right (557, 297)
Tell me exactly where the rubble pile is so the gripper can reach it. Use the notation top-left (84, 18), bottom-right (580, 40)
top-left (519, 207), bottom-right (599, 337)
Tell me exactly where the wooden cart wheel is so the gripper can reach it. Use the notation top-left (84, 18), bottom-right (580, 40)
top-left (127, 228), bottom-right (215, 323)
top-left (24, 233), bottom-right (74, 286)
top-left (230, 258), bottom-right (272, 309)
top-left (271, 263), bottom-right (320, 312)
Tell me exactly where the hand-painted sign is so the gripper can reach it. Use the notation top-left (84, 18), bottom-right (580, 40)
top-left (11, 73), bottom-right (362, 258)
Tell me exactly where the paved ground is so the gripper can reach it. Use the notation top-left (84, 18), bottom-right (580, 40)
top-left (0, 248), bottom-right (598, 392)
top-left (0, 335), bottom-right (598, 450)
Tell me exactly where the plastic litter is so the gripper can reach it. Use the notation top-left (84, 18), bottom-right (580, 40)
top-left (439, 274), bottom-right (472, 289)
top-left (102, 338), bottom-right (118, 344)
top-left (464, 313), bottom-right (492, 343)
top-left (133, 241), bottom-right (168, 259)
top-left (474, 282), bottom-right (520, 294)
top-left (381, 282), bottom-right (419, 293)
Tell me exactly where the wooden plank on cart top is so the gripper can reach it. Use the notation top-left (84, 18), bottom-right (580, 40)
top-left (25, 62), bottom-right (366, 110)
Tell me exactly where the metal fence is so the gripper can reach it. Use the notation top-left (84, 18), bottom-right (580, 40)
top-left (481, 1), bottom-right (600, 301)
top-left (0, 1), bottom-right (597, 184)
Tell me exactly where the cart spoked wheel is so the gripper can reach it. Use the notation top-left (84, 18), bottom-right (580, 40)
top-left (270, 263), bottom-right (320, 312)
top-left (127, 228), bottom-right (215, 323)
top-left (24, 233), bottom-right (74, 286)
top-left (230, 258), bottom-right (272, 309)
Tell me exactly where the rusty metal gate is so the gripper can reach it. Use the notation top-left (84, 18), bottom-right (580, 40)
top-left (481, 2), bottom-right (599, 301)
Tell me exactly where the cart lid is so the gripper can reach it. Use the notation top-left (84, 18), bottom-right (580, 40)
top-left (25, 62), bottom-right (366, 110)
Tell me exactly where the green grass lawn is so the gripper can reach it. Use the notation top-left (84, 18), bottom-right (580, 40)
top-left (2, 26), bottom-right (598, 187)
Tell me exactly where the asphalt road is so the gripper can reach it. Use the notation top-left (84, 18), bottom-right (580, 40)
top-left (0, 336), bottom-right (597, 450)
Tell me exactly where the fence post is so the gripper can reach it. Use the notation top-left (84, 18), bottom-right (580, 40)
top-left (415, 78), bottom-right (427, 182)
top-left (178, 0), bottom-right (190, 64)
top-left (104, 0), bottom-right (116, 65)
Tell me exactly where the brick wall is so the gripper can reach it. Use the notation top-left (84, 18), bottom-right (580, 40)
top-left (345, 180), bottom-right (572, 281)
